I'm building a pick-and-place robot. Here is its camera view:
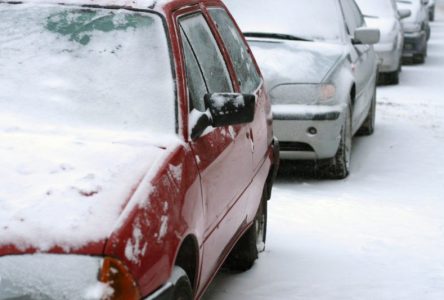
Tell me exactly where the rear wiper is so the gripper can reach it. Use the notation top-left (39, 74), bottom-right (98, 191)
top-left (243, 32), bottom-right (313, 42)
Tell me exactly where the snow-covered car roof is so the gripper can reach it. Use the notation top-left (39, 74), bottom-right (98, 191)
top-left (5, 0), bottom-right (174, 11)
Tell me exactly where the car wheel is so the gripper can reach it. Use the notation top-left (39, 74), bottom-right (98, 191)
top-left (171, 266), bottom-right (193, 300)
top-left (388, 70), bottom-right (400, 85)
top-left (224, 195), bottom-right (267, 271)
top-left (430, 10), bottom-right (435, 22)
top-left (319, 105), bottom-right (352, 179)
top-left (414, 53), bottom-right (426, 64)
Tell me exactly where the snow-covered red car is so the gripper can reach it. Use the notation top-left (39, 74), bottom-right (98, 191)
top-left (0, 0), bottom-right (279, 299)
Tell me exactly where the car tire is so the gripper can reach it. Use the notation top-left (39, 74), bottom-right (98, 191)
top-left (319, 105), bottom-right (352, 180)
top-left (171, 266), bottom-right (193, 300)
top-left (357, 87), bottom-right (376, 136)
top-left (224, 195), bottom-right (267, 271)
top-left (414, 53), bottom-right (426, 64)
top-left (388, 70), bottom-right (400, 85)
top-left (430, 10), bottom-right (435, 22)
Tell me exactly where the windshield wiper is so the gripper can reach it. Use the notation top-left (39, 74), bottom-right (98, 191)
top-left (243, 32), bottom-right (313, 42)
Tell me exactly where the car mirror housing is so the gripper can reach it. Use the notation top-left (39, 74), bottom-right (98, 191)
top-left (190, 93), bottom-right (256, 140)
top-left (205, 93), bottom-right (256, 128)
top-left (398, 9), bottom-right (412, 19)
top-left (353, 27), bottom-right (380, 45)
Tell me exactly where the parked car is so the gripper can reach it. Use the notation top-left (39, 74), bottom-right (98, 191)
top-left (428, 0), bottom-right (436, 21)
top-left (397, 0), bottom-right (431, 63)
top-left (356, 0), bottom-right (411, 85)
top-left (0, 0), bottom-right (279, 299)
top-left (225, 0), bottom-right (380, 179)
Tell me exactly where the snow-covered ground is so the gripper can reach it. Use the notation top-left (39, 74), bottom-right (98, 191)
top-left (204, 3), bottom-right (444, 300)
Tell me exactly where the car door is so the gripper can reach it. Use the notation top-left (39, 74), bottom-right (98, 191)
top-left (177, 10), bottom-right (254, 288)
top-left (340, 0), bottom-right (377, 130)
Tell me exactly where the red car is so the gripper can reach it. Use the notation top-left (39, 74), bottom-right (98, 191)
top-left (0, 0), bottom-right (278, 299)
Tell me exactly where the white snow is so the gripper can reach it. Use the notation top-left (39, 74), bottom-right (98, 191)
top-left (0, 127), bottom-right (175, 251)
top-left (0, 3), bottom-right (176, 134)
top-left (15, 0), bottom-right (172, 10)
top-left (204, 4), bottom-right (444, 300)
top-left (0, 2), bottom-right (182, 252)
top-left (0, 254), bottom-right (109, 300)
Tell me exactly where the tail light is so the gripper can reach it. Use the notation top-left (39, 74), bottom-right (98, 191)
top-left (99, 257), bottom-right (141, 300)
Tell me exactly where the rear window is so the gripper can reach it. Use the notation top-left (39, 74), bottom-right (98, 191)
top-left (0, 3), bottom-right (176, 134)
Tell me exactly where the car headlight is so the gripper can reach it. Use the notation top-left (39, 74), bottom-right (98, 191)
top-left (269, 83), bottom-right (336, 105)
top-left (403, 22), bottom-right (422, 33)
top-left (99, 257), bottom-right (141, 300)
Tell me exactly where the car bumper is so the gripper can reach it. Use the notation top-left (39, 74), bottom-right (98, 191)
top-left (376, 49), bottom-right (400, 73)
top-left (272, 104), bottom-right (346, 160)
top-left (402, 31), bottom-right (427, 57)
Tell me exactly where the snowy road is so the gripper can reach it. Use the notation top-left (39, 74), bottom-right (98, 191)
top-left (204, 3), bottom-right (444, 300)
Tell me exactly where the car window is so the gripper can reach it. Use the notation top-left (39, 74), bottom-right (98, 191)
top-left (208, 8), bottom-right (261, 94)
top-left (179, 13), bottom-right (233, 94)
top-left (341, 0), bottom-right (364, 35)
top-left (0, 4), bottom-right (176, 134)
top-left (180, 30), bottom-right (208, 112)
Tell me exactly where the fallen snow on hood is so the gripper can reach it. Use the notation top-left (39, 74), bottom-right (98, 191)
top-left (249, 39), bottom-right (345, 87)
top-left (0, 125), bottom-right (178, 251)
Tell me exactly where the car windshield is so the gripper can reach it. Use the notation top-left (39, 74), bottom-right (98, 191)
top-left (223, 0), bottom-right (343, 42)
top-left (0, 3), bottom-right (176, 135)
top-left (356, 0), bottom-right (396, 18)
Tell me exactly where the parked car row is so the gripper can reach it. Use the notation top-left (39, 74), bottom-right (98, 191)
top-left (0, 0), bottom-right (436, 299)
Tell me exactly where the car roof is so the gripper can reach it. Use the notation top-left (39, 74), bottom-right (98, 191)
top-left (7, 0), bottom-right (221, 12)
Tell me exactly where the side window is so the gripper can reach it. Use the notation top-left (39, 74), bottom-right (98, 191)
top-left (179, 13), bottom-right (233, 95)
top-left (180, 29), bottom-right (207, 112)
top-left (208, 8), bottom-right (261, 94)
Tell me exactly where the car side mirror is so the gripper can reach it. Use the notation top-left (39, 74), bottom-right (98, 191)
top-left (398, 9), bottom-right (412, 19)
top-left (190, 93), bottom-right (256, 140)
top-left (353, 27), bottom-right (380, 45)
top-left (422, 0), bottom-right (429, 5)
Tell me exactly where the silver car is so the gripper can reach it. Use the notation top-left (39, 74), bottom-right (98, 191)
top-left (224, 0), bottom-right (380, 179)
top-left (356, 0), bottom-right (411, 85)
top-left (397, 0), bottom-right (431, 63)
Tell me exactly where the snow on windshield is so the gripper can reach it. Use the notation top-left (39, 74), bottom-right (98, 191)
top-left (223, 0), bottom-right (343, 42)
top-left (355, 0), bottom-right (396, 18)
top-left (0, 3), bottom-right (175, 134)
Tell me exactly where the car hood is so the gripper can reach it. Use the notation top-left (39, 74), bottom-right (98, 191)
top-left (0, 122), bottom-right (178, 254)
top-left (249, 39), bottom-right (346, 88)
top-left (365, 17), bottom-right (396, 39)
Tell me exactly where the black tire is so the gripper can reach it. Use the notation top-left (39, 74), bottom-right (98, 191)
top-left (224, 196), bottom-right (267, 272)
top-left (430, 10), bottom-right (435, 22)
top-left (387, 70), bottom-right (400, 85)
top-left (171, 266), bottom-right (193, 300)
top-left (357, 87), bottom-right (376, 136)
top-left (414, 54), bottom-right (426, 64)
top-left (319, 106), bottom-right (352, 180)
